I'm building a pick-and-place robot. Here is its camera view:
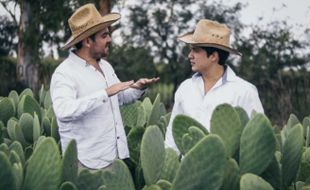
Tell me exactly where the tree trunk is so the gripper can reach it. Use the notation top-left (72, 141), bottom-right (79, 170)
top-left (98, 0), bottom-right (112, 15)
top-left (17, 0), bottom-right (39, 93)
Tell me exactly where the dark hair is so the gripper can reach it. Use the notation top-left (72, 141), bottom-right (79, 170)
top-left (74, 32), bottom-right (97, 50)
top-left (202, 47), bottom-right (229, 65)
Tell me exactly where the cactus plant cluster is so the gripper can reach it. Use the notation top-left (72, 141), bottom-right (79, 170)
top-left (1, 89), bottom-right (310, 190)
top-left (0, 87), bottom-right (59, 151)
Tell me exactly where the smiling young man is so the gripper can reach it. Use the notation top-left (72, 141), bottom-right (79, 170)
top-left (50, 4), bottom-right (159, 171)
top-left (165, 19), bottom-right (264, 153)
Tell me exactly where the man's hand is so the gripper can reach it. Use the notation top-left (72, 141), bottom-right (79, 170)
top-left (106, 80), bottom-right (134, 97)
top-left (130, 77), bottom-right (160, 90)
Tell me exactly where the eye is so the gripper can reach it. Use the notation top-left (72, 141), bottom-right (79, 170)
top-left (191, 47), bottom-right (200, 52)
top-left (101, 32), bottom-right (110, 38)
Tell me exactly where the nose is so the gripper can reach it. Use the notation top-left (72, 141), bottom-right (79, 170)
top-left (106, 34), bottom-right (112, 43)
top-left (188, 50), bottom-right (194, 59)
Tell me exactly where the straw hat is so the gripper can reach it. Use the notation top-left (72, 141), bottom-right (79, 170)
top-left (178, 19), bottom-right (241, 56)
top-left (62, 3), bottom-right (120, 49)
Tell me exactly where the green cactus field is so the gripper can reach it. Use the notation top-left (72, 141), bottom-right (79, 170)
top-left (0, 88), bottom-right (310, 190)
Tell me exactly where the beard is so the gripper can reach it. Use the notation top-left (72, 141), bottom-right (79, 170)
top-left (90, 43), bottom-right (110, 60)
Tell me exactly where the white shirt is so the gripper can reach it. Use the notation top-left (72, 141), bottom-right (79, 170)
top-left (165, 66), bottom-right (264, 153)
top-left (50, 52), bottom-right (144, 169)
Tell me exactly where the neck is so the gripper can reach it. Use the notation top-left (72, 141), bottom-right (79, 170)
top-left (75, 49), bottom-right (99, 66)
top-left (201, 63), bottom-right (224, 83)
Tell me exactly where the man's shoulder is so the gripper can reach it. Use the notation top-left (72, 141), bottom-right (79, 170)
top-left (100, 59), bottom-right (115, 72)
top-left (179, 78), bottom-right (194, 88)
top-left (231, 76), bottom-right (258, 94)
top-left (53, 57), bottom-right (75, 74)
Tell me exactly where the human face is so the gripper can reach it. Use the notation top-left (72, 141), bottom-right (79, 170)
top-left (188, 46), bottom-right (210, 73)
top-left (89, 27), bottom-right (112, 60)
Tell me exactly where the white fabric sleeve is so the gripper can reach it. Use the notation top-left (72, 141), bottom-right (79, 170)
top-left (241, 85), bottom-right (264, 117)
top-left (50, 72), bottom-right (109, 122)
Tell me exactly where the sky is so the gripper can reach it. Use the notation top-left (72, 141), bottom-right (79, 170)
top-left (223, 0), bottom-right (310, 38)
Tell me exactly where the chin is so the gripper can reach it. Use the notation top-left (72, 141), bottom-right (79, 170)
top-left (191, 67), bottom-right (197, 72)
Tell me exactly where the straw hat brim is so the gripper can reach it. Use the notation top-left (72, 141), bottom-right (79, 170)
top-left (62, 13), bottom-right (120, 50)
top-left (178, 33), bottom-right (242, 56)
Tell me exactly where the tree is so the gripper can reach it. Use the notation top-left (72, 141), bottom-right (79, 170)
top-left (234, 21), bottom-right (310, 125)
top-left (0, 0), bottom-right (117, 92)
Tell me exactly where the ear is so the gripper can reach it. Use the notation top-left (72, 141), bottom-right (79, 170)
top-left (82, 38), bottom-right (92, 48)
top-left (210, 51), bottom-right (219, 62)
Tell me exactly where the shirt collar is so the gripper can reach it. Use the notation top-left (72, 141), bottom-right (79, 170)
top-left (68, 51), bottom-right (87, 65)
top-left (192, 65), bottom-right (238, 83)
top-left (68, 51), bottom-right (107, 67)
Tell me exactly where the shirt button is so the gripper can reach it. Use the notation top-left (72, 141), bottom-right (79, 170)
top-left (117, 136), bottom-right (120, 139)
top-left (103, 99), bottom-right (106, 103)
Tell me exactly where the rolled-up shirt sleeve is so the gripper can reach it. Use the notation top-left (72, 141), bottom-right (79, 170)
top-left (50, 72), bottom-right (109, 122)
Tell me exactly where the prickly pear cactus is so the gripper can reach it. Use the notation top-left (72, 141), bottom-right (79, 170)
top-left (235, 106), bottom-right (249, 127)
top-left (17, 95), bottom-right (42, 122)
top-left (23, 137), bottom-right (62, 190)
top-left (171, 135), bottom-right (227, 190)
top-left (220, 158), bottom-right (240, 190)
top-left (58, 181), bottom-right (78, 190)
top-left (297, 148), bottom-right (310, 182)
top-left (141, 125), bottom-right (165, 185)
top-left (240, 173), bottom-right (273, 190)
top-left (147, 94), bottom-right (162, 126)
top-left (239, 113), bottom-right (276, 175)
top-left (181, 126), bottom-right (205, 154)
top-left (210, 103), bottom-right (242, 157)
top-left (172, 114), bottom-right (208, 155)
top-left (160, 148), bottom-right (180, 182)
top-left (76, 169), bottom-right (103, 190)
top-left (0, 97), bottom-right (15, 125)
top-left (61, 140), bottom-right (78, 184)
top-left (127, 126), bottom-right (145, 164)
top-left (282, 124), bottom-right (304, 187)
top-left (101, 160), bottom-right (136, 190)
top-left (121, 101), bottom-right (140, 128)
top-left (0, 152), bottom-right (16, 190)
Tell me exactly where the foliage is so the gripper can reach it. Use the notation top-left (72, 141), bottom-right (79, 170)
top-left (0, 57), bottom-right (18, 95)
top-left (108, 45), bottom-right (158, 81)
top-left (0, 16), bottom-right (17, 56)
top-left (234, 21), bottom-right (310, 125)
top-left (0, 57), bottom-right (61, 96)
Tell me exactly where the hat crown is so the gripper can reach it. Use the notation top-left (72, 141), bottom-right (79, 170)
top-left (68, 4), bottom-right (102, 36)
top-left (193, 19), bottom-right (231, 47)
